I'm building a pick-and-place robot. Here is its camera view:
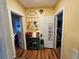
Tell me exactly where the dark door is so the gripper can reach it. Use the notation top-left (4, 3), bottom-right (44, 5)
top-left (56, 12), bottom-right (63, 48)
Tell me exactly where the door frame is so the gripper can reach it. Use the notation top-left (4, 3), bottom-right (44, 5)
top-left (54, 10), bottom-right (65, 59)
top-left (10, 11), bottom-right (25, 58)
top-left (11, 11), bottom-right (24, 49)
top-left (54, 10), bottom-right (63, 48)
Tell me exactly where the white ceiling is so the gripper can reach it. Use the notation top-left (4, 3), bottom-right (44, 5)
top-left (18, 0), bottom-right (58, 8)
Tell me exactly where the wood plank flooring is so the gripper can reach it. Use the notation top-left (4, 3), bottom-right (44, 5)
top-left (15, 49), bottom-right (58, 59)
top-left (54, 48), bottom-right (61, 59)
top-left (16, 47), bottom-right (24, 57)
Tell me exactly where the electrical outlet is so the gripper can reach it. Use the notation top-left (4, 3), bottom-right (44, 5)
top-left (72, 48), bottom-right (79, 59)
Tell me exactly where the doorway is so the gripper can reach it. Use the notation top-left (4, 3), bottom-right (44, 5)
top-left (11, 12), bottom-right (24, 57)
top-left (55, 11), bottom-right (63, 59)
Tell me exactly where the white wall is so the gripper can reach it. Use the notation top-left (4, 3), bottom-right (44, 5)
top-left (0, 0), bottom-right (13, 59)
top-left (0, 38), bottom-right (4, 59)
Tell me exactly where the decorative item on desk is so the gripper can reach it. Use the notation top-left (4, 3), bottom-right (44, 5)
top-left (36, 32), bottom-right (40, 38)
top-left (26, 32), bottom-right (32, 37)
top-left (32, 32), bottom-right (36, 38)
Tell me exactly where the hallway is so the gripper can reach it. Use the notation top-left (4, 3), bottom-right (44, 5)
top-left (0, 0), bottom-right (79, 59)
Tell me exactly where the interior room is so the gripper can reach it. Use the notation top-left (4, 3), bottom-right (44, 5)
top-left (0, 0), bottom-right (79, 59)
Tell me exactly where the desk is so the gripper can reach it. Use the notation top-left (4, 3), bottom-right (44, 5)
top-left (26, 37), bottom-right (40, 50)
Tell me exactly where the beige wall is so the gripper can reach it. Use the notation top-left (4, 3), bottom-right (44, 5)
top-left (54, 0), bottom-right (65, 14)
top-left (26, 8), bottom-right (54, 31)
top-left (63, 0), bottom-right (79, 59)
top-left (6, 0), bottom-right (26, 58)
top-left (54, 0), bottom-right (79, 59)
top-left (26, 8), bottom-right (54, 16)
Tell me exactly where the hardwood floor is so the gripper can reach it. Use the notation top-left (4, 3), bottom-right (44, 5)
top-left (57, 48), bottom-right (61, 59)
top-left (15, 49), bottom-right (58, 59)
top-left (54, 48), bottom-right (61, 59)
top-left (16, 47), bottom-right (24, 57)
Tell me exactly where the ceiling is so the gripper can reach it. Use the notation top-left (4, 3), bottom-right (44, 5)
top-left (18, 0), bottom-right (58, 8)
